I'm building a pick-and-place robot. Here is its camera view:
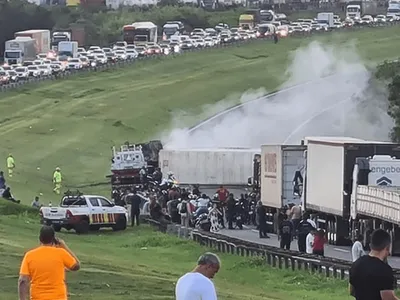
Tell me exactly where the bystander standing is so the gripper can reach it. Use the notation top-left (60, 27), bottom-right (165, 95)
top-left (349, 229), bottom-right (397, 300)
top-left (175, 252), bottom-right (219, 300)
top-left (352, 234), bottom-right (365, 262)
top-left (18, 225), bottom-right (80, 300)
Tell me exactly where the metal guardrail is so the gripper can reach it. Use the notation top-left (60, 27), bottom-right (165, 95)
top-left (147, 219), bottom-right (400, 285)
top-left (1, 21), bottom-right (399, 93)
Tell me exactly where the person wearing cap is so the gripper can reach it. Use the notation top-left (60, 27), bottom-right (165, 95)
top-left (18, 225), bottom-right (80, 300)
top-left (53, 167), bottom-right (62, 195)
top-left (6, 153), bottom-right (15, 178)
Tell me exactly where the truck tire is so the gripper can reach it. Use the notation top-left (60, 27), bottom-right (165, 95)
top-left (52, 224), bottom-right (62, 232)
top-left (113, 216), bottom-right (127, 231)
top-left (75, 219), bottom-right (90, 234)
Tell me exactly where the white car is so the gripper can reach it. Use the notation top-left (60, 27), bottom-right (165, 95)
top-left (27, 65), bottom-right (41, 77)
top-left (95, 54), bottom-right (108, 64)
top-left (115, 50), bottom-right (127, 60)
top-left (126, 49), bottom-right (138, 59)
top-left (37, 65), bottom-right (52, 76)
top-left (67, 58), bottom-right (83, 70)
top-left (203, 37), bottom-right (214, 47)
top-left (15, 67), bottom-right (30, 80)
top-left (88, 46), bottom-right (101, 53)
top-left (375, 15), bottom-right (386, 23)
top-left (361, 15), bottom-right (374, 24)
top-left (77, 47), bottom-right (86, 53)
top-left (33, 60), bottom-right (44, 66)
top-left (191, 28), bottom-right (206, 36)
top-left (191, 36), bottom-right (205, 47)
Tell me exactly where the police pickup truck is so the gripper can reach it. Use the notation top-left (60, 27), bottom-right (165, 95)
top-left (39, 192), bottom-right (128, 234)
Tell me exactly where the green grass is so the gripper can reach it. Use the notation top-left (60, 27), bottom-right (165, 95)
top-left (1, 26), bottom-right (400, 206)
top-left (0, 202), bottom-right (350, 300)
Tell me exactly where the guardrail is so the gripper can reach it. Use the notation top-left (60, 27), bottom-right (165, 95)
top-left (1, 21), bottom-right (399, 93)
top-left (147, 219), bottom-right (400, 285)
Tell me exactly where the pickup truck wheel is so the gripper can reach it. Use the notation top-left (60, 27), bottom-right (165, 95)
top-left (52, 224), bottom-right (62, 232)
top-left (113, 216), bottom-right (127, 231)
top-left (75, 219), bottom-right (90, 234)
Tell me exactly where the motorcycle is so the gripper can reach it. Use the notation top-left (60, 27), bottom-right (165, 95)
top-left (195, 211), bottom-right (211, 231)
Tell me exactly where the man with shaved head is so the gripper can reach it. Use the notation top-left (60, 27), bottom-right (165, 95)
top-left (175, 252), bottom-right (220, 300)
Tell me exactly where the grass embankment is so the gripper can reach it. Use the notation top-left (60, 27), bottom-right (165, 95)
top-left (0, 200), bottom-right (349, 300)
top-left (1, 26), bottom-right (400, 206)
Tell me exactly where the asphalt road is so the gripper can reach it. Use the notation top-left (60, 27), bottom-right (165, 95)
top-left (218, 227), bottom-right (400, 269)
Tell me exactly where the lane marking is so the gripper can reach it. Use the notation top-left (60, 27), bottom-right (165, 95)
top-left (334, 248), bottom-right (350, 253)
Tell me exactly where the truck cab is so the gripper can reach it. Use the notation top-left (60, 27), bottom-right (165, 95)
top-left (346, 4), bottom-right (362, 20)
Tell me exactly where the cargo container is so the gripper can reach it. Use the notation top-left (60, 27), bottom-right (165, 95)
top-left (14, 29), bottom-right (50, 55)
top-left (159, 148), bottom-right (260, 185)
top-left (4, 38), bottom-right (36, 65)
top-left (303, 137), bottom-right (400, 246)
top-left (259, 144), bottom-right (306, 209)
top-left (351, 155), bottom-right (400, 255)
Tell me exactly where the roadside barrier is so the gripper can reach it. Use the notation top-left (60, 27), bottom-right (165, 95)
top-left (1, 21), bottom-right (399, 93)
top-left (147, 219), bottom-right (400, 285)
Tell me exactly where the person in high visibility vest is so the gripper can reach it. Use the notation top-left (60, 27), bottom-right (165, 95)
top-left (53, 167), bottom-right (62, 195)
top-left (6, 154), bottom-right (15, 178)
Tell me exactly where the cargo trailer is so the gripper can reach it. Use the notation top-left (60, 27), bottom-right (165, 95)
top-left (303, 137), bottom-right (400, 246)
top-left (14, 29), bottom-right (50, 55)
top-left (159, 148), bottom-right (260, 185)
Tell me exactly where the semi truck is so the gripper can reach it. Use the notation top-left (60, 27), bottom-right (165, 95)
top-left (351, 155), bottom-right (400, 255)
top-left (51, 28), bottom-right (86, 51)
top-left (387, 0), bottom-right (400, 18)
top-left (14, 29), bottom-right (50, 55)
top-left (159, 148), bottom-right (260, 186)
top-left (346, 0), bottom-right (378, 20)
top-left (254, 137), bottom-right (400, 251)
top-left (4, 37), bottom-right (37, 65)
top-left (302, 137), bottom-right (400, 247)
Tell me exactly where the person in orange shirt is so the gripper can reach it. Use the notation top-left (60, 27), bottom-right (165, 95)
top-left (18, 225), bottom-right (81, 300)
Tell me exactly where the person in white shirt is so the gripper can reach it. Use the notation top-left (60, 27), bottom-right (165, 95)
top-left (175, 252), bottom-right (220, 300)
top-left (352, 234), bottom-right (365, 262)
top-left (306, 229), bottom-right (316, 254)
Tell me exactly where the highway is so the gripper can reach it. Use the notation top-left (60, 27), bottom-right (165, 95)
top-left (198, 184), bottom-right (400, 269)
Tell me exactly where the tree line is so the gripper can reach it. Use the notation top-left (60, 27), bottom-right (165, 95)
top-left (375, 61), bottom-right (400, 142)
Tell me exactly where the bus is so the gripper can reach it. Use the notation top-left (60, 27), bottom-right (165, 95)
top-left (122, 22), bottom-right (158, 44)
top-left (162, 21), bottom-right (184, 40)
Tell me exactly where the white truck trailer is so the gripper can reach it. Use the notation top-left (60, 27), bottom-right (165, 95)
top-left (159, 148), bottom-right (260, 185)
top-left (14, 29), bottom-right (50, 55)
top-left (351, 155), bottom-right (400, 255)
top-left (302, 136), bottom-right (400, 247)
top-left (4, 37), bottom-right (37, 65)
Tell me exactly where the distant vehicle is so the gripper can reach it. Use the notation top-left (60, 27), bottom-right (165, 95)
top-left (4, 38), bottom-right (36, 65)
top-left (387, 0), bottom-right (400, 18)
top-left (163, 22), bottom-right (184, 40)
top-left (375, 14), bottom-right (387, 22)
top-left (317, 12), bottom-right (335, 28)
top-left (123, 21), bottom-right (158, 45)
top-left (58, 41), bottom-right (78, 58)
top-left (27, 65), bottom-right (40, 77)
top-left (346, 0), bottom-right (378, 21)
top-left (15, 67), bottom-right (29, 80)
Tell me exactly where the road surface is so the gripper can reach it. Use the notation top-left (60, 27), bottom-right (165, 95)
top-left (218, 227), bottom-right (400, 269)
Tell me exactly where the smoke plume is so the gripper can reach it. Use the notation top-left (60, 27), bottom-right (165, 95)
top-left (163, 41), bottom-right (393, 149)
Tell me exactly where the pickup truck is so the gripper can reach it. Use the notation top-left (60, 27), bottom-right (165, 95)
top-left (39, 194), bottom-right (128, 234)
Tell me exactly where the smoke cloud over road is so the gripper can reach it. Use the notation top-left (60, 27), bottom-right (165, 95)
top-left (163, 41), bottom-right (393, 149)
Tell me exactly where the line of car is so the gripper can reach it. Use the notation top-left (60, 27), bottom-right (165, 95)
top-left (0, 18), bottom-right (397, 88)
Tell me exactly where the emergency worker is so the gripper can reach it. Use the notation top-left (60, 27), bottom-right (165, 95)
top-left (53, 167), bottom-right (62, 195)
top-left (7, 154), bottom-right (15, 178)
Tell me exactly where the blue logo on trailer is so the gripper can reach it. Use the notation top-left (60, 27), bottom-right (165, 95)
top-left (376, 176), bottom-right (392, 186)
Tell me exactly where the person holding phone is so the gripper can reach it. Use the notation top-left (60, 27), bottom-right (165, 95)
top-left (18, 225), bottom-right (80, 300)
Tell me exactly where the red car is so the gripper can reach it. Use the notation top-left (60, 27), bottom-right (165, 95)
top-left (0, 71), bottom-right (10, 85)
